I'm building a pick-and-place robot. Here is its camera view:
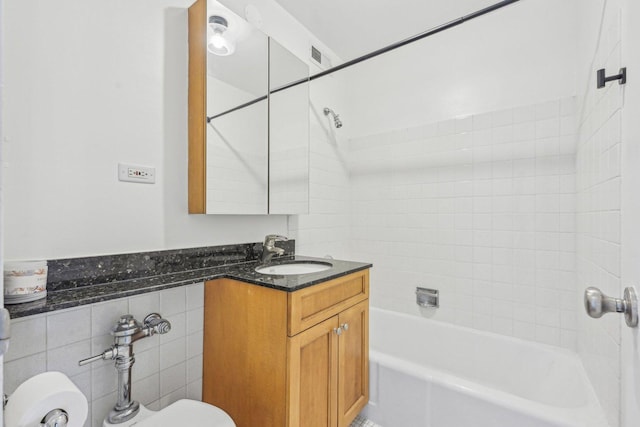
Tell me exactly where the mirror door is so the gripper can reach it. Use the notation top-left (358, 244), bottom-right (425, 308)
top-left (188, 0), bottom-right (309, 215)
top-left (204, 1), bottom-right (269, 214)
top-left (269, 39), bottom-right (310, 214)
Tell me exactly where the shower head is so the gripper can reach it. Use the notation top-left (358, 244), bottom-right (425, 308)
top-left (323, 107), bottom-right (342, 128)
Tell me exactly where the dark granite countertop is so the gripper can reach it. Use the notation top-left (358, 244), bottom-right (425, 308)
top-left (6, 255), bottom-right (371, 319)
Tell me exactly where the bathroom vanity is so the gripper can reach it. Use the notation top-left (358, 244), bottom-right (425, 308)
top-left (202, 268), bottom-right (370, 427)
top-left (4, 242), bottom-right (370, 427)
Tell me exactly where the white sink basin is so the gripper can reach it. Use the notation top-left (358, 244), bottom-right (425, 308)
top-left (255, 261), bottom-right (332, 276)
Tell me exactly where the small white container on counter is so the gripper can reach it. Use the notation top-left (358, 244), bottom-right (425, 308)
top-left (4, 260), bottom-right (48, 304)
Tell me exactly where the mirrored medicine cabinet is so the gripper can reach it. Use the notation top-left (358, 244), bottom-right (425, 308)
top-left (188, 0), bottom-right (310, 215)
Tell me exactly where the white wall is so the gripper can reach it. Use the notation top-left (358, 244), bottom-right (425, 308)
top-left (576, 0), bottom-right (625, 425)
top-left (2, 0), bottom-right (287, 261)
top-left (342, 0), bottom-right (579, 138)
top-left (1, 0), bottom-right (350, 260)
top-left (218, 0), bottom-right (342, 72)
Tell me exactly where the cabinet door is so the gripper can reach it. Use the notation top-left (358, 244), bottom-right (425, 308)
top-left (337, 300), bottom-right (369, 427)
top-left (203, 279), bottom-right (289, 427)
top-left (287, 316), bottom-right (339, 427)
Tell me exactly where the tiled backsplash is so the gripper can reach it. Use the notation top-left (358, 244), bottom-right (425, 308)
top-left (5, 283), bottom-right (205, 427)
top-left (45, 242), bottom-right (292, 291)
top-left (349, 96), bottom-right (577, 349)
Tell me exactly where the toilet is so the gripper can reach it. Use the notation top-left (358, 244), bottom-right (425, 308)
top-left (4, 371), bottom-right (234, 427)
top-left (6, 313), bottom-right (235, 427)
top-left (105, 399), bottom-right (236, 427)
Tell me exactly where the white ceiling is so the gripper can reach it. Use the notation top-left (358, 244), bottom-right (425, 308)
top-left (271, 0), bottom-right (501, 61)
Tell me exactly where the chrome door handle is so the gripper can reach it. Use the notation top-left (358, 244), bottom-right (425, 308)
top-left (340, 323), bottom-right (349, 331)
top-left (333, 327), bottom-right (342, 336)
top-left (584, 287), bottom-right (638, 327)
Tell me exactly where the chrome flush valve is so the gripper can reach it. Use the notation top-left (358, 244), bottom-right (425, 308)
top-left (143, 313), bottom-right (171, 335)
top-left (78, 313), bottom-right (171, 424)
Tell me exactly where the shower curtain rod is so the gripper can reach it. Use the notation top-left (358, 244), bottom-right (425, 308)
top-left (207, 0), bottom-right (521, 123)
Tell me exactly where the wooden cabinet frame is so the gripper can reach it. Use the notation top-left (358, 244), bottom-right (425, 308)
top-left (203, 270), bottom-right (370, 427)
top-left (337, 301), bottom-right (369, 427)
top-left (188, 0), bottom-right (207, 213)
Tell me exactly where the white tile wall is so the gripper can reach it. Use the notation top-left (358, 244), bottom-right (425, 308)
top-left (349, 97), bottom-right (577, 349)
top-left (576, 5), bottom-right (624, 426)
top-left (289, 75), bottom-right (352, 260)
top-left (4, 283), bottom-right (205, 427)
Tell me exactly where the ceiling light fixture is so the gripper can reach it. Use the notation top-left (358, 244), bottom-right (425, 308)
top-left (208, 15), bottom-right (235, 56)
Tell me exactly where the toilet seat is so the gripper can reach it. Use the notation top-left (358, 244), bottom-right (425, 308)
top-left (103, 400), bottom-right (235, 427)
top-left (138, 400), bottom-right (235, 426)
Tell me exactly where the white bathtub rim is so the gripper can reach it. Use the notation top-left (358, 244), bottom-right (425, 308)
top-left (370, 350), bottom-right (608, 427)
top-left (371, 307), bottom-right (580, 358)
top-left (370, 307), bottom-right (595, 405)
top-left (369, 307), bottom-right (610, 427)
top-left (370, 307), bottom-right (604, 404)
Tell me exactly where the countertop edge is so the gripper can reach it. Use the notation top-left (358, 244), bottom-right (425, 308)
top-left (7, 257), bottom-right (372, 319)
top-left (235, 264), bottom-right (372, 290)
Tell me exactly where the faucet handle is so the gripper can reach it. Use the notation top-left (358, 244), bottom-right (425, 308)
top-left (144, 313), bottom-right (171, 335)
top-left (264, 234), bottom-right (288, 246)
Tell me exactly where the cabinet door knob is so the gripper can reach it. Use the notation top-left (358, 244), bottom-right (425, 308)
top-left (340, 323), bottom-right (349, 331)
top-left (333, 327), bottom-right (342, 336)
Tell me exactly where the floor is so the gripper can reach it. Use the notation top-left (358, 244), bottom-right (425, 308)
top-left (350, 415), bottom-right (382, 427)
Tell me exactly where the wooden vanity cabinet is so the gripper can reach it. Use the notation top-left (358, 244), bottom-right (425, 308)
top-left (288, 299), bottom-right (369, 427)
top-left (203, 269), bottom-right (369, 427)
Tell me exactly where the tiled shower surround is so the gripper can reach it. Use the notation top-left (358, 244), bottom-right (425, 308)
top-left (576, 4), bottom-right (624, 426)
top-left (349, 96), bottom-right (578, 349)
top-left (4, 284), bottom-right (206, 427)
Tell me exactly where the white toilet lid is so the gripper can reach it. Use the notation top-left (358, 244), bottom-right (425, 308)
top-left (136, 400), bottom-right (235, 427)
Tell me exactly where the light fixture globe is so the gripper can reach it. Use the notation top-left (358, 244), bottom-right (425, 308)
top-left (207, 15), bottom-right (235, 56)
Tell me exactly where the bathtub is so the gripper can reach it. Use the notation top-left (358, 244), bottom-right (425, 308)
top-left (362, 308), bottom-right (609, 427)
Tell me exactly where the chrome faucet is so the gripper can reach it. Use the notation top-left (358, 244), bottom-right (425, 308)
top-left (261, 234), bottom-right (288, 263)
top-left (79, 313), bottom-right (171, 424)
